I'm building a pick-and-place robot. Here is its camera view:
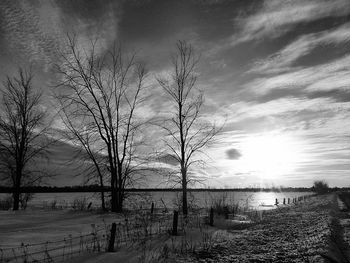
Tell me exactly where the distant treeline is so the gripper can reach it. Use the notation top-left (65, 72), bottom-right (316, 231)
top-left (0, 185), bottom-right (345, 193)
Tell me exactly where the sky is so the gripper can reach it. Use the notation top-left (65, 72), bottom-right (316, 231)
top-left (1, 0), bottom-right (350, 188)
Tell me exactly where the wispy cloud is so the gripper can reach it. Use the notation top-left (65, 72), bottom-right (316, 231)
top-left (250, 23), bottom-right (350, 74)
top-left (232, 0), bottom-right (350, 45)
top-left (244, 53), bottom-right (350, 98)
top-left (0, 0), bottom-right (120, 70)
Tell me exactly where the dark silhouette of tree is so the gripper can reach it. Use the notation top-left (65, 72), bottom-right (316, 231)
top-left (56, 36), bottom-right (149, 212)
top-left (157, 41), bottom-right (220, 215)
top-left (0, 68), bottom-right (51, 210)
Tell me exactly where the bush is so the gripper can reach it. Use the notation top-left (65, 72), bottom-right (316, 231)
top-left (0, 195), bottom-right (12, 210)
top-left (210, 192), bottom-right (236, 217)
top-left (71, 196), bottom-right (89, 210)
top-left (313, 180), bottom-right (329, 194)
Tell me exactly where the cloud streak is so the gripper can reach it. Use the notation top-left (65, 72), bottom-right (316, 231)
top-left (232, 0), bottom-right (350, 45)
top-left (250, 23), bottom-right (350, 74)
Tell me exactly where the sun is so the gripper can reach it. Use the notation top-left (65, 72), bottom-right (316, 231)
top-left (240, 133), bottom-right (300, 179)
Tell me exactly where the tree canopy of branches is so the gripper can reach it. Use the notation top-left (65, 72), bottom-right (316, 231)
top-left (56, 36), bottom-right (148, 212)
top-left (158, 41), bottom-right (219, 215)
top-left (0, 68), bottom-right (50, 210)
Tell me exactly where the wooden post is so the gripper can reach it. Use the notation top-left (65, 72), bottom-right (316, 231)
top-left (172, 211), bottom-right (178, 236)
top-left (209, 207), bottom-right (214, 226)
top-left (151, 202), bottom-right (154, 214)
top-left (275, 198), bottom-right (279, 206)
top-left (288, 198), bottom-right (290, 204)
top-left (283, 198), bottom-right (286, 205)
top-left (108, 223), bottom-right (116, 252)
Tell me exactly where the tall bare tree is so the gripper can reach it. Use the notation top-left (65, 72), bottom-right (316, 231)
top-left (56, 36), bottom-right (148, 212)
top-left (0, 68), bottom-right (51, 210)
top-left (158, 41), bottom-right (219, 215)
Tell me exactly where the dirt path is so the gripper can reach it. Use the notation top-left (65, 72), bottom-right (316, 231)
top-left (335, 192), bottom-right (350, 262)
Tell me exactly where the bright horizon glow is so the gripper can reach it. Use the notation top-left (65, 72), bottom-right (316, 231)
top-left (239, 134), bottom-right (301, 180)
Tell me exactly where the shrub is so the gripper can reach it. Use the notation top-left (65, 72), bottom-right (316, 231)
top-left (0, 195), bottom-right (12, 210)
top-left (211, 192), bottom-right (235, 217)
top-left (173, 192), bottom-right (199, 213)
top-left (313, 180), bottom-right (329, 194)
top-left (71, 196), bottom-right (89, 210)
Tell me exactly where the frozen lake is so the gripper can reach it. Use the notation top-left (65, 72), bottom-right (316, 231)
top-left (1, 190), bottom-right (314, 211)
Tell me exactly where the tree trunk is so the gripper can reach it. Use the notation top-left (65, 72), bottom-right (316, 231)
top-left (13, 172), bottom-right (21, 210)
top-left (100, 191), bottom-right (106, 211)
top-left (111, 187), bottom-right (117, 212)
top-left (99, 175), bottom-right (106, 211)
top-left (182, 169), bottom-right (188, 215)
top-left (13, 189), bottom-right (20, 211)
top-left (116, 192), bottom-right (123, 213)
top-left (114, 168), bottom-right (123, 213)
top-left (182, 187), bottom-right (188, 215)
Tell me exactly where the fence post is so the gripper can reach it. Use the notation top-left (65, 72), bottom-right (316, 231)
top-left (108, 223), bottom-right (117, 252)
top-left (288, 198), bottom-right (290, 204)
top-left (283, 198), bottom-right (286, 205)
top-left (209, 207), bottom-right (214, 226)
top-left (275, 198), bottom-right (279, 206)
top-left (172, 211), bottom-right (178, 236)
top-left (151, 202), bottom-right (154, 214)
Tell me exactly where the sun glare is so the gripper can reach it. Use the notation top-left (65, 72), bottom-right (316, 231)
top-left (240, 134), bottom-right (301, 179)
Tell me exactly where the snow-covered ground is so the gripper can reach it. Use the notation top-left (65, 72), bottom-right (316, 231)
top-left (0, 209), bottom-right (123, 247)
top-left (1, 194), bottom-right (347, 263)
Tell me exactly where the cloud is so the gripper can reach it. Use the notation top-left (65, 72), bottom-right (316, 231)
top-left (232, 0), bottom-right (350, 45)
top-left (0, 0), bottom-right (120, 71)
top-left (250, 23), bottom-right (350, 74)
top-left (225, 148), bottom-right (241, 160)
top-left (157, 154), bottom-right (178, 166)
top-left (243, 53), bottom-right (350, 99)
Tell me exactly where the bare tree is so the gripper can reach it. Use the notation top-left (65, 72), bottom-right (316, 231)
top-left (56, 36), bottom-right (149, 212)
top-left (157, 41), bottom-right (220, 215)
top-left (0, 68), bottom-right (51, 210)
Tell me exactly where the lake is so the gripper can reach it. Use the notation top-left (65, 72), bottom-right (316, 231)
top-left (1, 191), bottom-right (314, 211)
